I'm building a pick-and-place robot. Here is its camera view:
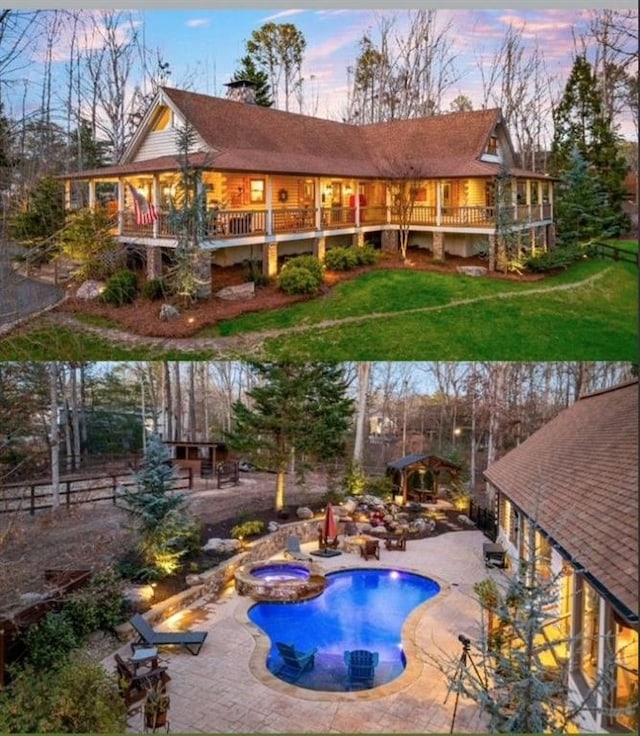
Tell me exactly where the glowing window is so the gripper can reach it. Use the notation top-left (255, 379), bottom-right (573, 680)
top-left (250, 179), bottom-right (265, 204)
top-left (152, 106), bottom-right (172, 132)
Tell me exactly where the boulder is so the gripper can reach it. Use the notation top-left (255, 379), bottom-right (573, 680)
top-left (215, 282), bottom-right (255, 301)
top-left (76, 280), bottom-right (105, 300)
top-left (159, 303), bottom-right (180, 321)
top-left (457, 266), bottom-right (487, 277)
top-left (202, 538), bottom-right (241, 554)
top-left (296, 506), bottom-right (314, 520)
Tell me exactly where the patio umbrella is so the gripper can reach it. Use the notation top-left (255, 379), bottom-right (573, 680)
top-left (322, 503), bottom-right (338, 545)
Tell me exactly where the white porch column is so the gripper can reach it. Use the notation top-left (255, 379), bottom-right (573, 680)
top-left (117, 179), bottom-right (124, 235)
top-left (152, 175), bottom-right (160, 239)
top-left (266, 176), bottom-right (273, 235)
top-left (436, 181), bottom-right (442, 226)
top-left (315, 178), bottom-right (322, 230)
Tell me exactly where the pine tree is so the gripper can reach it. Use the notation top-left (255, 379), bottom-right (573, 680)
top-left (550, 55), bottom-right (629, 240)
top-left (232, 55), bottom-right (273, 107)
top-left (226, 362), bottom-right (354, 511)
top-left (121, 434), bottom-right (198, 578)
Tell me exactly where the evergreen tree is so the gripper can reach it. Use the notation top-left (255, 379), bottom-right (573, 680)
top-left (227, 362), bottom-right (354, 511)
top-left (554, 147), bottom-right (619, 244)
top-left (232, 55), bottom-right (273, 107)
top-left (121, 434), bottom-right (198, 578)
top-left (550, 55), bottom-right (629, 240)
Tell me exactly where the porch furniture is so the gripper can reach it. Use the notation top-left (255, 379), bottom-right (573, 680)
top-left (360, 539), bottom-right (380, 561)
top-left (483, 541), bottom-right (507, 568)
top-left (129, 646), bottom-right (160, 671)
top-left (284, 535), bottom-right (311, 561)
top-left (129, 613), bottom-right (208, 656)
top-left (275, 642), bottom-right (317, 682)
top-left (344, 649), bottom-right (379, 690)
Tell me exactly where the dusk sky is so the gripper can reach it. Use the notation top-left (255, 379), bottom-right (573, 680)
top-left (7, 3), bottom-right (638, 140)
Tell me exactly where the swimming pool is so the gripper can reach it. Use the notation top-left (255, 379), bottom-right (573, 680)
top-left (248, 568), bottom-right (440, 691)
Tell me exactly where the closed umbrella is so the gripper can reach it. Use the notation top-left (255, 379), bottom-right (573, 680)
top-left (322, 503), bottom-right (338, 545)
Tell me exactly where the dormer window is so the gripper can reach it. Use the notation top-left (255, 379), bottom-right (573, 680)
top-left (486, 135), bottom-right (498, 156)
top-left (151, 106), bottom-right (172, 132)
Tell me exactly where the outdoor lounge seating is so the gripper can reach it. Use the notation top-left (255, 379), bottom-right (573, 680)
top-left (360, 539), bottom-right (380, 560)
top-left (283, 534), bottom-right (311, 561)
top-left (114, 653), bottom-right (170, 708)
top-left (129, 613), bottom-right (208, 656)
top-left (275, 642), bottom-right (317, 682)
top-left (344, 649), bottom-right (379, 690)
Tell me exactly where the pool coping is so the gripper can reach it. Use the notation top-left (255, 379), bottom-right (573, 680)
top-left (235, 562), bottom-right (451, 702)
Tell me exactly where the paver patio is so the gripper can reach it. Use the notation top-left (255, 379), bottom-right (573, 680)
top-left (107, 529), bottom-right (496, 733)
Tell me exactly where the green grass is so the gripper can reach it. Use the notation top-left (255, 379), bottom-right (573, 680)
top-left (0, 253), bottom-right (636, 361)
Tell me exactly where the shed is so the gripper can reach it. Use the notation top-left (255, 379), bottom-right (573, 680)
top-left (386, 453), bottom-right (461, 504)
top-left (162, 440), bottom-right (228, 477)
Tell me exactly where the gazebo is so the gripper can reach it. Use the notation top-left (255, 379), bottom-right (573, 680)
top-left (386, 454), bottom-right (462, 505)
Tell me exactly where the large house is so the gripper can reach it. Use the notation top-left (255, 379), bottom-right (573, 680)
top-left (63, 84), bottom-right (555, 293)
top-left (484, 381), bottom-right (638, 733)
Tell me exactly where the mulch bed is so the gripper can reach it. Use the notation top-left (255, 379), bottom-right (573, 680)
top-left (55, 249), bottom-right (545, 339)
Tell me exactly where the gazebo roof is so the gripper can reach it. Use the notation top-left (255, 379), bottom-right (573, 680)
top-left (386, 454), bottom-right (461, 472)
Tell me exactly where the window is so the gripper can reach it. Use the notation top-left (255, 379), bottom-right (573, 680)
top-left (151, 106), bottom-right (172, 132)
top-left (579, 579), bottom-right (600, 687)
top-left (486, 135), bottom-right (498, 155)
top-left (607, 618), bottom-right (639, 731)
top-left (249, 178), bottom-right (265, 204)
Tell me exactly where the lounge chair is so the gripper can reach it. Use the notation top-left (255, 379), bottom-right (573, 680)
top-left (283, 535), bottom-right (311, 561)
top-left (129, 613), bottom-right (208, 656)
top-left (114, 653), bottom-right (170, 708)
top-left (275, 641), bottom-right (317, 682)
top-left (384, 531), bottom-right (407, 551)
top-left (344, 649), bottom-right (379, 690)
top-left (360, 539), bottom-right (380, 560)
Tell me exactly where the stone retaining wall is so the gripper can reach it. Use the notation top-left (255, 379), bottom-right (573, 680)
top-left (118, 519), bottom-right (320, 635)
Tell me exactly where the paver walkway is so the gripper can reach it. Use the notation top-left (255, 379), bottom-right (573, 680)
top-left (108, 529), bottom-right (498, 733)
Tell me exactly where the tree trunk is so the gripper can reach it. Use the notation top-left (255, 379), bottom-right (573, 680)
top-left (352, 362), bottom-right (371, 465)
top-left (49, 362), bottom-right (60, 509)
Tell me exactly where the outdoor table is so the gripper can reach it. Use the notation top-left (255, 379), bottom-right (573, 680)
top-left (128, 646), bottom-right (159, 671)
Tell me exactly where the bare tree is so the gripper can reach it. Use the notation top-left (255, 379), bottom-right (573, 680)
top-left (352, 362), bottom-right (371, 466)
top-left (48, 362), bottom-right (60, 509)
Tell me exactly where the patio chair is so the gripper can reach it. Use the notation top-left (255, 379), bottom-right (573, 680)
top-left (384, 531), bottom-right (407, 551)
top-left (344, 649), bottom-right (379, 690)
top-left (275, 642), bottom-right (318, 682)
top-left (360, 539), bottom-right (380, 560)
top-left (129, 613), bottom-right (208, 656)
top-left (114, 653), bottom-right (170, 708)
top-left (283, 534), bottom-right (311, 561)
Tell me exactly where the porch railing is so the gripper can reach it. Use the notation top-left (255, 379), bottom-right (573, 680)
top-left (118, 202), bottom-right (553, 240)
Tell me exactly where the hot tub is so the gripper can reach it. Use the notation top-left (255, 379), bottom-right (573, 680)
top-left (235, 560), bottom-right (327, 602)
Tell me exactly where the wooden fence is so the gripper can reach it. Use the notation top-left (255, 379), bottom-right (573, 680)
top-left (591, 241), bottom-right (639, 265)
top-left (0, 467), bottom-right (194, 516)
top-left (469, 499), bottom-right (497, 541)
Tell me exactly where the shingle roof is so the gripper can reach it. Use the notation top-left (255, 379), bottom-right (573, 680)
top-left (484, 381), bottom-right (639, 622)
top-left (64, 87), bottom-right (548, 180)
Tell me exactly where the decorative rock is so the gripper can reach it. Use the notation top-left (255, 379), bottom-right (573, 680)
top-left (458, 514), bottom-right (475, 527)
top-left (121, 584), bottom-right (154, 612)
top-left (202, 538), bottom-right (241, 554)
top-left (267, 521), bottom-right (280, 533)
top-left (159, 303), bottom-right (180, 321)
top-left (215, 282), bottom-right (255, 301)
top-left (76, 280), bottom-right (105, 300)
top-left (457, 266), bottom-right (487, 277)
top-left (342, 499), bottom-right (357, 514)
top-left (296, 506), bottom-right (314, 520)
top-left (186, 574), bottom-right (203, 587)
top-left (19, 591), bottom-right (48, 604)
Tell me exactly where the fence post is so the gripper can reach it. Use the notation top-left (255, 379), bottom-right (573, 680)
top-left (66, 480), bottom-right (71, 508)
top-left (189, 467), bottom-right (193, 489)
top-left (30, 485), bottom-right (35, 515)
top-left (112, 475), bottom-right (117, 504)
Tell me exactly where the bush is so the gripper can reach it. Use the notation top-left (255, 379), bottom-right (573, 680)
top-left (60, 208), bottom-right (122, 280)
top-left (230, 520), bottom-right (265, 540)
top-left (24, 611), bottom-right (79, 671)
top-left (0, 654), bottom-right (127, 732)
top-left (325, 245), bottom-right (378, 271)
top-left (525, 245), bottom-right (584, 272)
top-left (142, 277), bottom-right (169, 300)
top-left (277, 255), bottom-right (324, 295)
top-left (102, 269), bottom-right (138, 306)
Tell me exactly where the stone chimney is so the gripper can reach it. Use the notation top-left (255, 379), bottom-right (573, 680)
top-left (224, 79), bottom-right (257, 105)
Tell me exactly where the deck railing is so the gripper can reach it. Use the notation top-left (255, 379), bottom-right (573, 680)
top-left (118, 201), bottom-right (553, 240)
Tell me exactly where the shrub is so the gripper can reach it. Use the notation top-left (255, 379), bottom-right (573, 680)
top-left (142, 277), bottom-right (168, 300)
top-left (325, 247), bottom-right (360, 271)
top-left (277, 255), bottom-right (324, 295)
top-left (230, 519), bottom-right (265, 540)
top-left (60, 208), bottom-right (122, 280)
top-left (24, 611), bottom-right (79, 671)
top-left (0, 654), bottom-right (127, 732)
top-left (102, 269), bottom-right (138, 306)
top-left (524, 245), bottom-right (583, 272)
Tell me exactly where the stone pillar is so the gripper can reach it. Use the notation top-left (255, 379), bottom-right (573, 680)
top-left (488, 234), bottom-right (496, 272)
top-left (263, 241), bottom-right (278, 277)
top-left (381, 230), bottom-right (398, 252)
top-left (352, 231), bottom-right (364, 249)
top-left (313, 236), bottom-right (326, 263)
top-left (547, 223), bottom-right (556, 250)
top-left (146, 246), bottom-right (163, 281)
top-left (432, 231), bottom-right (445, 261)
top-left (194, 250), bottom-right (212, 298)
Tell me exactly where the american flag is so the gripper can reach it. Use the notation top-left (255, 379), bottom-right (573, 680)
top-left (127, 182), bottom-right (158, 225)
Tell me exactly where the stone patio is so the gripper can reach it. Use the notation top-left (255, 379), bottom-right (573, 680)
top-left (107, 529), bottom-right (499, 733)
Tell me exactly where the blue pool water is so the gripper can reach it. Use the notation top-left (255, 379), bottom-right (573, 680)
top-left (248, 568), bottom-right (440, 691)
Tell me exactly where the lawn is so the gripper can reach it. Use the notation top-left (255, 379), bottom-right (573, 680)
top-left (0, 254), bottom-right (636, 361)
